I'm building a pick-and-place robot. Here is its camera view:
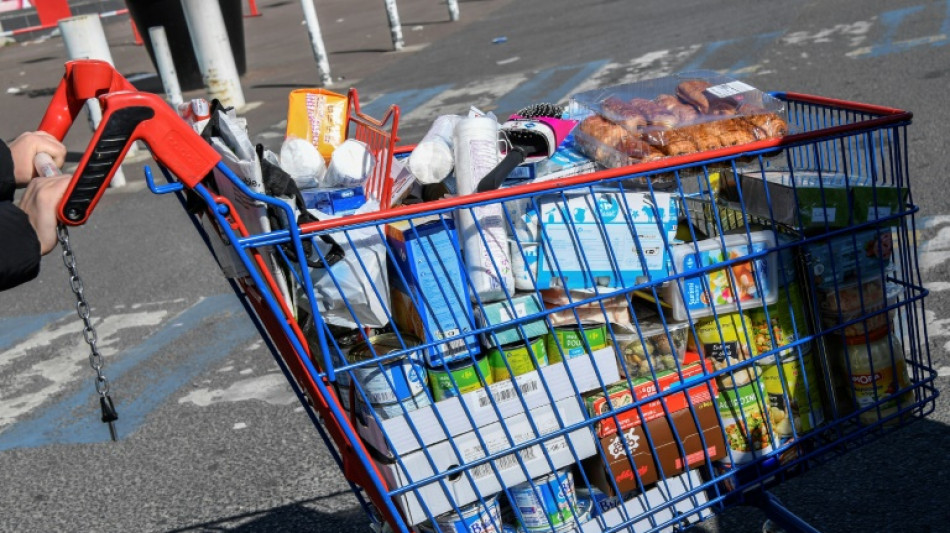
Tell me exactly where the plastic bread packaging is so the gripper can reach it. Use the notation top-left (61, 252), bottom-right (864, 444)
top-left (569, 71), bottom-right (788, 169)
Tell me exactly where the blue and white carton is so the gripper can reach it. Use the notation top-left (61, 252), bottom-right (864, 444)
top-left (534, 189), bottom-right (678, 289)
top-left (387, 216), bottom-right (480, 366)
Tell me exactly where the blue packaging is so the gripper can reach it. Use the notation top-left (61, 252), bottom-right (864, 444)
top-left (302, 186), bottom-right (366, 215)
top-left (534, 189), bottom-right (678, 290)
top-left (387, 216), bottom-right (480, 366)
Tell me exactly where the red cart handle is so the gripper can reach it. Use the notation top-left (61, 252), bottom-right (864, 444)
top-left (38, 59), bottom-right (136, 140)
top-left (38, 61), bottom-right (221, 226)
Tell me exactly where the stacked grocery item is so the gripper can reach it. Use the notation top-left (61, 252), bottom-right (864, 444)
top-left (274, 73), bottom-right (917, 530)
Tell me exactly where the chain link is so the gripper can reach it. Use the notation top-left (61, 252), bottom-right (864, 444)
top-left (58, 224), bottom-right (111, 397)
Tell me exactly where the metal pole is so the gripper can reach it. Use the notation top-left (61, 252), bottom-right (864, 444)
top-left (300, 0), bottom-right (333, 86)
top-left (148, 26), bottom-right (183, 106)
top-left (446, 0), bottom-right (459, 21)
top-left (180, 0), bottom-right (246, 108)
top-left (58, 15), bottom-right (127, 187)
top-left (382, 0), bottom-right (404, 50)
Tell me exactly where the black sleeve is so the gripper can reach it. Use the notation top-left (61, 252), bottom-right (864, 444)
top-left (0, 140), bottom-right (42, 291)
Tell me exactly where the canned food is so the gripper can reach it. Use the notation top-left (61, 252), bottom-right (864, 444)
top-left (757, 348), bottom-right (824, 439)
top-left (695, 312), bottom-right (757, 388)
top-left (337, 333), bottom-right (427, 405)
top-left (354, 389), bottom-right (432, 421)
top-left (509, 469), bottom-right (577, 531)
top-left (715, 380), bottom-right (773, 464)
top-left (748, 281), bottom-right (810, 356)
top-left (431, 495), bottom-right (502, 533)
top-left (546, 323), bottom-right (607, 363)
top-left (488, 336), bottom-right (548, 381)
top-left (429, 355), bottom-right (493, 402)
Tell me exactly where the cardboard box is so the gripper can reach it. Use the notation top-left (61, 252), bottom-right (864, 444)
top-left (585, 359), bottom-right (718, 438)
top-left (376, 395), bottom-right (596, 525)
top-left (534, 190), bottom-right (678, 290)
top-left (356, 347), bottom-right (620, 459)
top-left (473, 293), bottom-right (550, 348)
top-left (727, 169), bottom-right (907, 230)
top-left (387, 216), bottom-right (480, 365)
top-left (586, 401), bottom-right (726, 496)
top-left (578, 470), bottom-right (710, 533)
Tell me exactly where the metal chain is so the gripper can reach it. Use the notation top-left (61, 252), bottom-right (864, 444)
top-left (58, 224), bottom-right (111, 397)
top-left (58, 223), bottom-right (118, 442)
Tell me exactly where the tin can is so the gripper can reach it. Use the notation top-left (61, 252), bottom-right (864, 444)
top-left (757, 347), bottom-right (825, 440)
top-left (715, 379), bottom-right (773, 464)
top-left (354, 389), bottom-right (432, 421)
top-left (510, 469), bottom-right (577, 531)
top-left (546, 323), bottom-right (607, 363)
top-left (488, 336), bottom-right (548, 381)
top-left (695, 312), bottom-right (757, 388)
top-left (432, 495), bottom-right (502, 533)
top-left (429, 355), bottom-right (493, 402)
top-left (337, 333), bottom-right (427, 405)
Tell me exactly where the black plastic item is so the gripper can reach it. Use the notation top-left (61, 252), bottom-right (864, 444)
top-left (125, 0), bottom-right (246, 92)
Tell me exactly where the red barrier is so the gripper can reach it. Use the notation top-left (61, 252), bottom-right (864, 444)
top-left (33, 0), bottom-right (71, 27)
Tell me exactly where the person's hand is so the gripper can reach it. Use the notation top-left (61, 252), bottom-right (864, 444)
top-left (17, 174), bottom-right (70, 255)
top-left (8, 131), bottom-right (67, 187)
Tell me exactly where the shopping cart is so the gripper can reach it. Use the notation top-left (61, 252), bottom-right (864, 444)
top-left (38, 59), bottom-right (938, 533)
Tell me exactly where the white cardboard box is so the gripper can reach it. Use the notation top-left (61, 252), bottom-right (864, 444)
top-left (377, 395), bottom-right (596, 525)
top-left (580, 470), bottom-right (711, 532)
top-left (357, 347), bottom-right (620, 458)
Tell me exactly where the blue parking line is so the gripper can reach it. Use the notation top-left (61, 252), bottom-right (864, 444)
top-left (361, 84), bottom-right (453, 120)
top-left (0, 311), bottom-right (71, 352)
top-left (0, 294), bottom-right (256, 450)
top-left (492, 60), bottom-right (609, 118)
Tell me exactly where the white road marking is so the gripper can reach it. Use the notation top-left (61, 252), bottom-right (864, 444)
top-left (0, 310), bottom-right (167, 430)
top-left (404, 73), bottom-right (527, 123)
top-left (782, 20), bottom-right (873, 47)
top-left (925, 281), bottom-right (950, 292)
top-left (178, 373), bottom-right (296, 407)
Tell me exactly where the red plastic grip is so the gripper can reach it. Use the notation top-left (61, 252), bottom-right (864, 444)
top-left (38, 59), bottom-right (137, 141)
top-left (58, 91), bottom-right (220, 225)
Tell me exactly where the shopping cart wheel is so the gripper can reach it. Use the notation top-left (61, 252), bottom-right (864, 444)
top-left (762, 519), bottom-right (788, 533)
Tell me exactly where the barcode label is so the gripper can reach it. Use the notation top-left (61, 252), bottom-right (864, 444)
top-left (470, 446), bottom-right (538, 480)
top-left (478, 379), bottom-right (540, 407)
top-left (706, 81), bottom-right (756, 98)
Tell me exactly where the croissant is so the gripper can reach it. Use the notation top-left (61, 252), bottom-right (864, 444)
top-left (670, 103), bottom-right (700, 124)
top-left (745, 112), bottom-right (788, 139)
top-left (676, 80), bottom-right (713, 113)
top-left (718, 128), bottom-right (757, 147)
top-left (619, 136), bottom-right (653, 159)
top-left (653, 94), bottom-right (681, 111)
top-left (662, 138), bottom-right (699, 157)
top-left (693, 133), bottom-right (723, 152)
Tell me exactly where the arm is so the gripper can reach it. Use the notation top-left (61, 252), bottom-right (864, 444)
top-left (0, 140), bottom-right (41, 291)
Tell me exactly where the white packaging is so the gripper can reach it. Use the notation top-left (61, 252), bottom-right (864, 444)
top-left (409, 114), bottom-right (461, 184)
top-left (280, 136), bottom-right (327, 189)
top-left (453, 116), bottom-right (512, 302)
top-left (325, 139), bottom-right (375, 188)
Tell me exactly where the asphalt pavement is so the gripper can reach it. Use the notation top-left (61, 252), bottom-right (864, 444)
top-left (1, 0), bottom-right (949, 532)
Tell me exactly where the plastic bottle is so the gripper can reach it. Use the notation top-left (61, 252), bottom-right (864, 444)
top-left (452, 115), bottom-right (512, 302)
top-left (408, 114), bottom-right (461, 184)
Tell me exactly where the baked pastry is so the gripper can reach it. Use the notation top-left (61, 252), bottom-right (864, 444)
top-left (718, 128), bottom-right (757, 147)
top-left (745, 112), bottom-right (788, 139)
top-left (662, 138), bottom-right (699, 157)
top-left (676, 80), bottom-right (713, 113)
top-left (619, 136), bottom-right (652, 159)
top-left (654, 94), bottom-right (681, 111)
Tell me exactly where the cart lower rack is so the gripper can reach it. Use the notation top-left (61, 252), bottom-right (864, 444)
top-left (41, 60), bottom-right (938, 533)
